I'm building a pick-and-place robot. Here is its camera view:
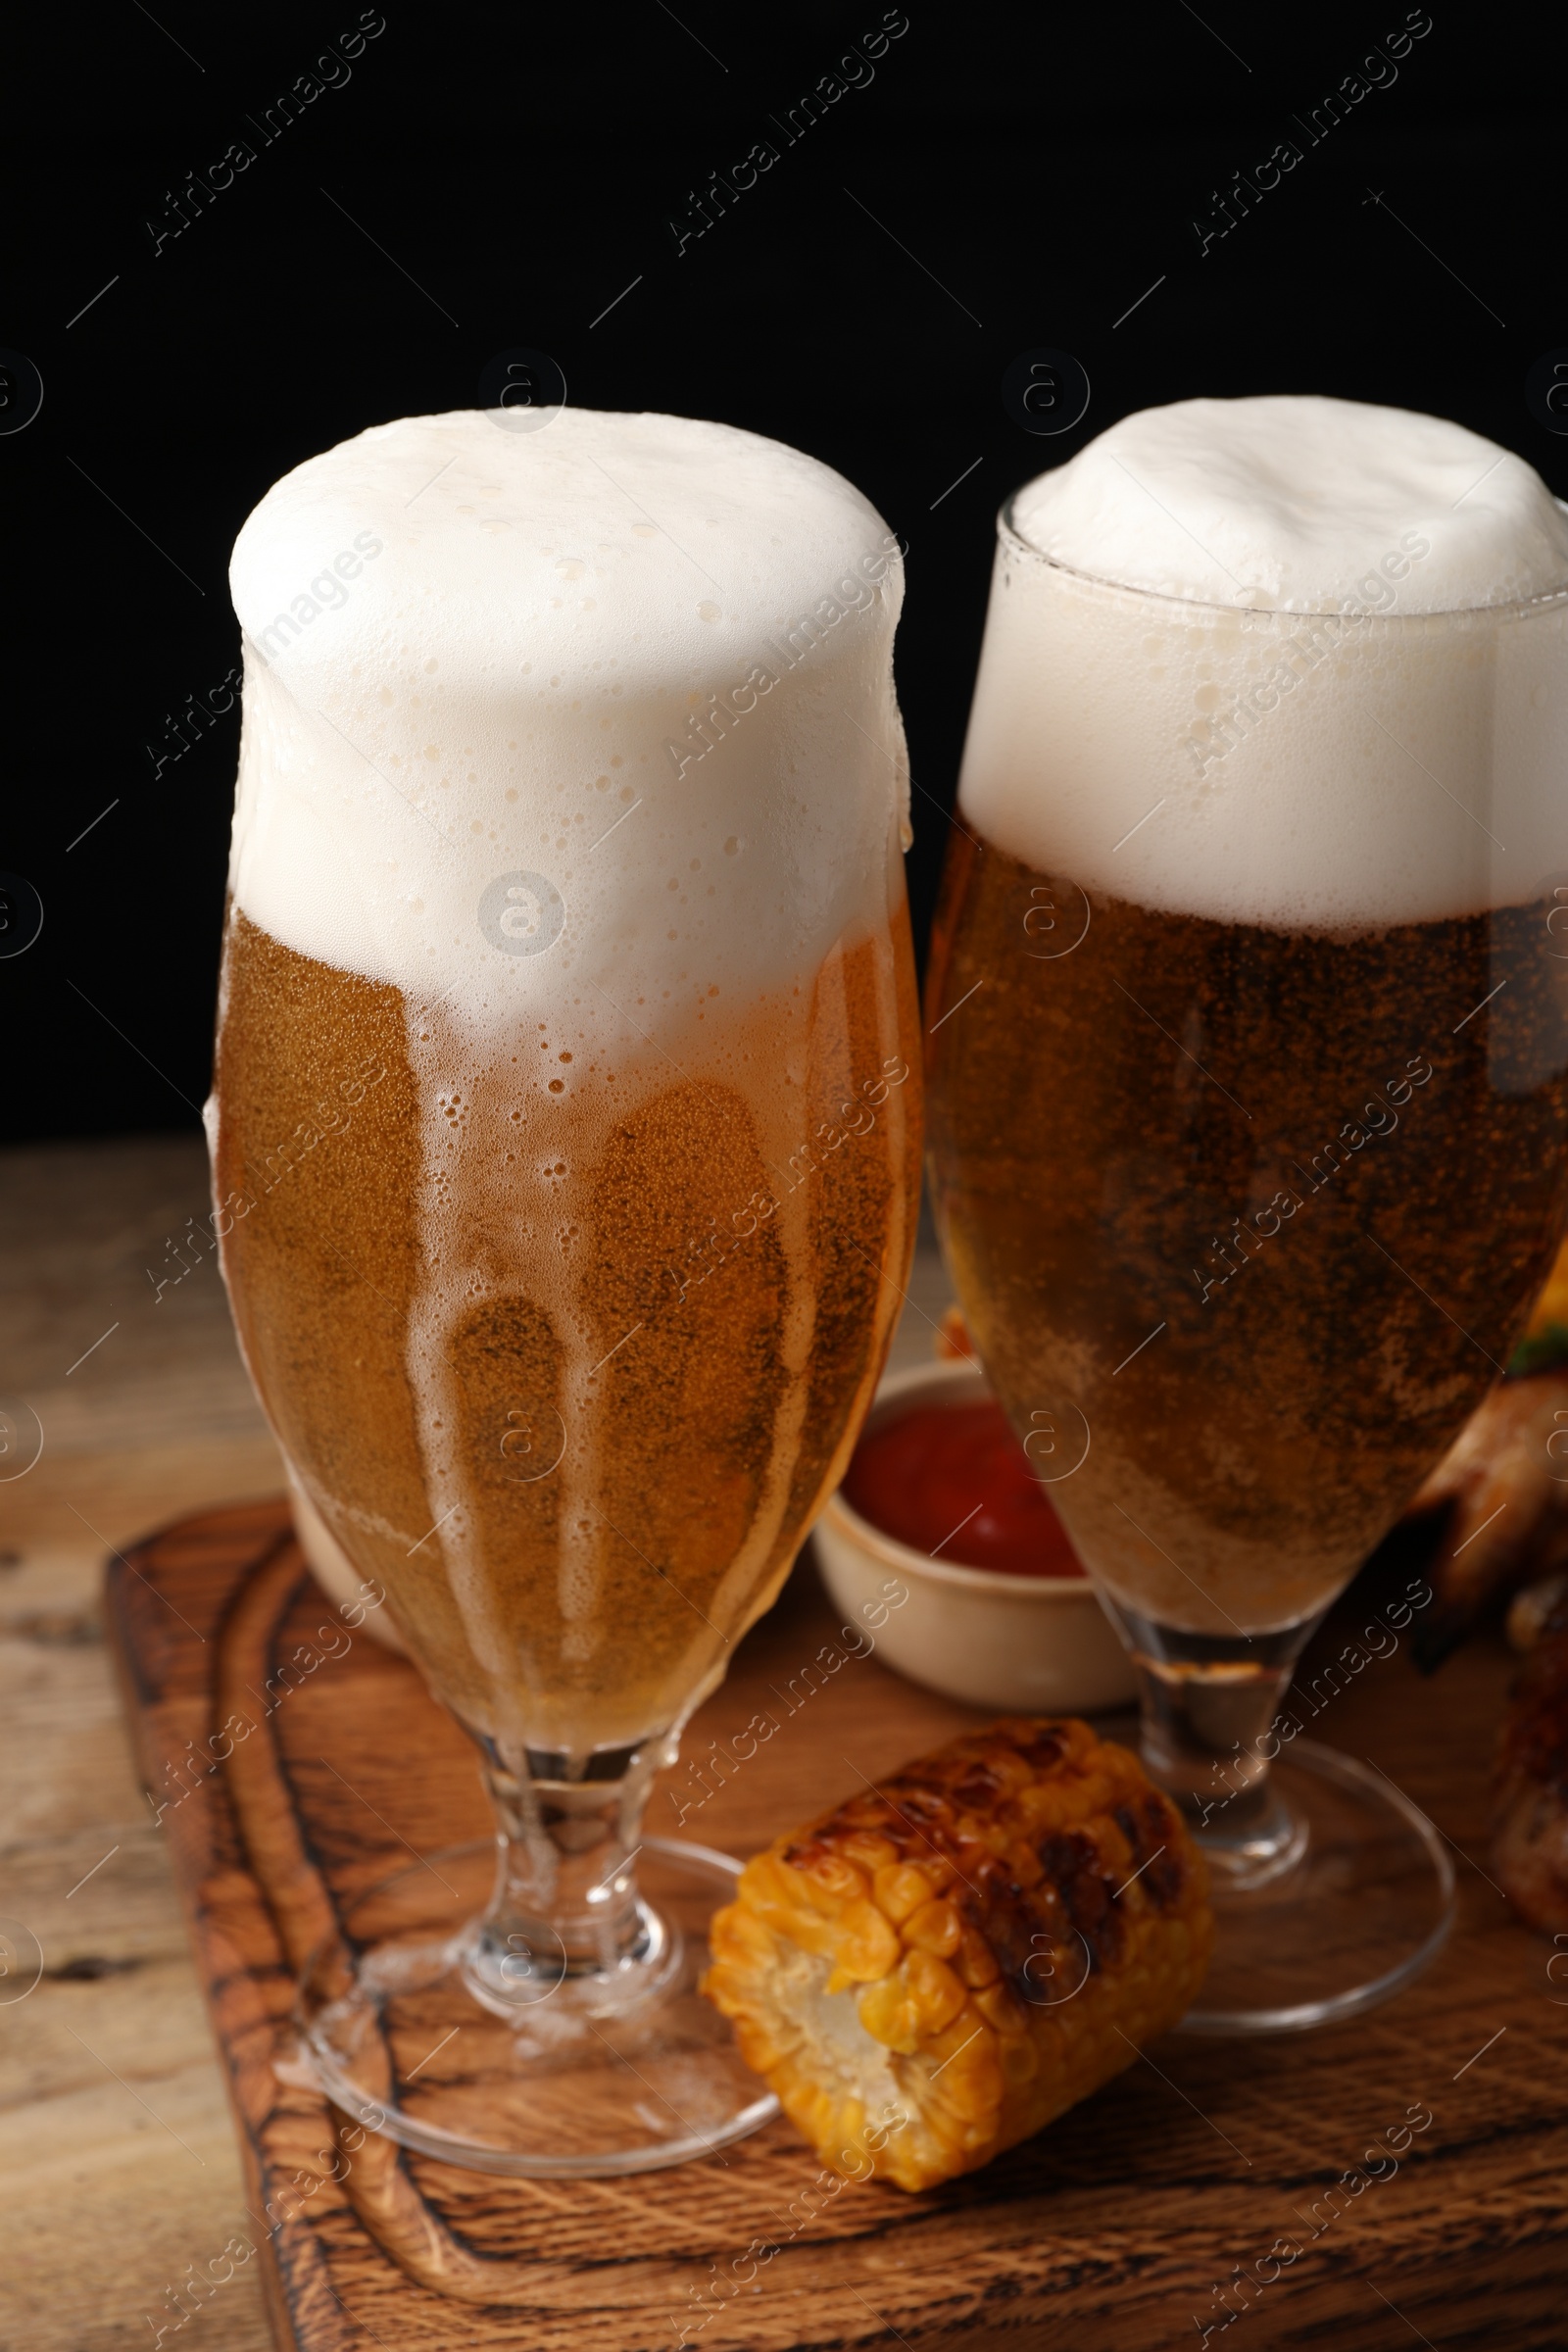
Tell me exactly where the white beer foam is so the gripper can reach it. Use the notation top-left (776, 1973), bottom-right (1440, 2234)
top-left (963, 396), bottom-right (1568, 929)
top-left (227, 407), bottom-right (907, 1029)
top-left (1010, 395), bottom-right (1568, 614)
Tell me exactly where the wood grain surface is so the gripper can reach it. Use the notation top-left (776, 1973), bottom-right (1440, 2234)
top-left (107, 1496), bottom-right (1568, 2352)
top-left (6, 1137), bottom-right (1567, 2349)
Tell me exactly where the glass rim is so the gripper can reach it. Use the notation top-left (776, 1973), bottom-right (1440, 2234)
top-left (997, 489), bottom-right (1568, 626)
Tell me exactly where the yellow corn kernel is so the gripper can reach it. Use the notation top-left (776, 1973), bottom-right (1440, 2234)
top-left (798, 1853), bottom-right (866, 1909)
top-left (872, 1862), bottom-right (934, 1924)
top-left (857, 1971), bottom-right (918, 2050)
top-left (906, 1949), bottom-right (967, 2034)
top-left (1000, 2034), bottom-right (1038, 2088)
top-left (956, 1926), bottom-right (1001, 1988)
top-left (827, 1899), bottom-right (902, 1988)
top-left (903, 1896), bottom-right (961, 1958)
top-left (710, 1906), bottom-right (776, 1966)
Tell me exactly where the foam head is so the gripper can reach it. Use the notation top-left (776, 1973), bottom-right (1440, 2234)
top-left (1009, 394), bottom-right (1568, 614)
top-left (227, 408), bottom-right (906, 1030)
top-left (962, 396), bottom-right (1568, 929)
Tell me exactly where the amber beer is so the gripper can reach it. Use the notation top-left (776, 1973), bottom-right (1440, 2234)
top-left (214, 907), bottom-right (918, 1752)
top-left (926, 833), bottom-right (1568, 1637)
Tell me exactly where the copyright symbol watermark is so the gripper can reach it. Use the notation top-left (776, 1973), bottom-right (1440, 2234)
top-left (478, 871), bottom-right (565, 956)
top-left (1002, 348), bottom-right (1091, 439)
top-left (1023, 1403), bottom-right (1091, 1484)
top-left (0, 351), bottom-right (44, 436)
top-left (497, 1925), bottom-right (568, 2004)
top-left (0, 1397), bottom-right (44, 1482)
top-left (0, 874), bottom-right (44, 959)
top-left (499, 1402), bottom-right (566, 1484)
top-left (1525, 350), bottom-right (1568, 438)
top-left (1021, 877), bottom-right (1091, 960)
top-left (1019, 1929), bottom-right (1091, 2007)
top-left (478, 348), bottom-right (567, 435)
top-left (0, 1919), bottom-right (43, 2004)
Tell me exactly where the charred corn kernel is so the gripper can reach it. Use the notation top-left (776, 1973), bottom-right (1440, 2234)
top-left (904, 1897), bottom-right (962, 1958)
top-left (956, 1925), bottom-right (1002, 1988)
top-left (702, 1716), bottom-right (1213, 2191)
top-left (973, 1980), bottom-right (1028, 2036)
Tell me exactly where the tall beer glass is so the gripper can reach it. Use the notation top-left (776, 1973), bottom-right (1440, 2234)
top-left (210, 409), bottom-right (919, 2168)
top-left (927, 397), bottom-right (1568, 2032)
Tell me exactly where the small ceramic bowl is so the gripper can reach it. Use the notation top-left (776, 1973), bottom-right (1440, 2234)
top-left (813, 1358), bottom-right (1136, 1713)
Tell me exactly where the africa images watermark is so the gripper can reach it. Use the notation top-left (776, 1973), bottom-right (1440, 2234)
top-left (146, 1576), bottom-right (388, 1831)
top-left (1193, 2094), bottom-right (1436, 2340)
top-left (662, 531), bottom-right (905, 782)
top-left (146, 1050), bottom-right (387, 1302)
top-left (1190, 1053), bottom-right (1435, 1305)
top-left (1183, 529), bottom-right (1432, 778)
top-left (1188, 11), bottom-right (1434, 260)
top-left (143, 2102), bottom-right (388, 2344)
top-left (1197, 1576), bottom-right (1434, 1828)
top-left (665, 12), bottom-right (910, 257)
top-left (143, 12), bottom-right (388, 257)
top-left (246, 530), bottom-right (386, 665)
top-left (667, 1579), bottom-right (910, 1828)
top-left (659, 1053), bottom-right (911, 1312)
top-left (145, 663), bottom-right (242, 782)
top-left (671, 2099), bottom-right (912, 2346)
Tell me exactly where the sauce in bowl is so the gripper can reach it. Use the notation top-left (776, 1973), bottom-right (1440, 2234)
top-left (841, 1398), bottom-right (1086, 1579)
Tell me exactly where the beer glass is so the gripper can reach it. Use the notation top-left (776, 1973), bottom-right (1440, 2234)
top-left (210, 409), bottom-right (921, 2168)
top-left (927, 496), bottom-right (1568, 2032)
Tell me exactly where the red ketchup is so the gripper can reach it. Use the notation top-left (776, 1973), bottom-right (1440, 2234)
top-left (842, 1397), bottom-right (1086, 1579)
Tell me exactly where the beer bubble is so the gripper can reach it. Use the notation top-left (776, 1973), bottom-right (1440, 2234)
top-left (0, 1396), bottom-right (43, 1481)
top-left (1002, 348), bottom-right (1090, 439)
top-left (478, 871), bottom-right (565, 956)
top-left (1525, 349), bottom-right (1568, 437)
top-left (1022, 1402), bottom-right (1090, 1483)
top-left (0, 874), bottom-right (43, 958)
top-left (0, 1917), bottom-right (43, 2003)
top-left (0, 349), bottom-right (43, 436)
top-left (500, 1402), bottom-right (566, 1484)
top-left (1019, 875), bottom-right (1091, 960)
top-left (478, 347), bottom-right (567, 434)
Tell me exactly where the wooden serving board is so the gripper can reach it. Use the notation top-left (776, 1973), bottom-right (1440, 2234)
top-left (105, 1499), bottom-right (1567, 2350)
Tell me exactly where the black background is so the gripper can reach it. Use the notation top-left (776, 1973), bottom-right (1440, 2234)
top-left (4, 0), bottom-right (1564, 1145)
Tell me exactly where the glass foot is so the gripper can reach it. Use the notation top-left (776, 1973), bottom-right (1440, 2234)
top-left (297, 1837), bottom-right (778, 2177)
top-left (1176, 1740), bottom-right (1455, 2035)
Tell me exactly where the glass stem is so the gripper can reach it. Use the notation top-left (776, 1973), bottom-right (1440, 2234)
top-left (1101, 1596), bottom-right (1324, 1890)
top-left (462, 1731), bottom-right (675, 2010)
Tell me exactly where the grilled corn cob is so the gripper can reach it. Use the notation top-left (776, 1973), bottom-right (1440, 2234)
top-left (703, 1716), bottom-right (1212, 2190)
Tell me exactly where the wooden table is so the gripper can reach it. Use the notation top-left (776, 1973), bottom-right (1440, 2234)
top-left (3, 1135), bottom-right (1564, 2349)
